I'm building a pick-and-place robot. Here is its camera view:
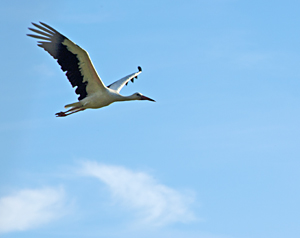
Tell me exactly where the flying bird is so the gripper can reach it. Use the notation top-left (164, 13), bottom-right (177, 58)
top-left (27, 22), bottom-right (155, 117)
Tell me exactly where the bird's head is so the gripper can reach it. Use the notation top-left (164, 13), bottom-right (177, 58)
top-left (133, 92), bottom-right (155, 102)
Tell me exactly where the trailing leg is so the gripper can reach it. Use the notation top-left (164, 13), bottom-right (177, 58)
top-left (55, 107), bottom-right (86, 117)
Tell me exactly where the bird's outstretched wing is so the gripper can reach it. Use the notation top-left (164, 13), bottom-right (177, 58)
top-left (107, 66), bottom-right (142, 93)
top-left (27, 22), bottom-right (107, 100)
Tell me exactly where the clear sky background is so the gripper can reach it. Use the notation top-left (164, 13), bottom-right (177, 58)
top-left (1, 0), bottom-right (300, 237)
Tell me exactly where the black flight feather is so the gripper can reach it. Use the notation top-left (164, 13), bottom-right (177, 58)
top-left (27, 22), bottom-right (88, 100)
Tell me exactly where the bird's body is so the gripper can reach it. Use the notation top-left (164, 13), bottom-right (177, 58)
top-left (27, 22), bottom-right (155, 117)
top-left (66, 89), bottom-right (143, 109)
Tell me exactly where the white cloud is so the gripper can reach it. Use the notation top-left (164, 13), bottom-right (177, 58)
top-left (79, 161), bottom-right (195, 226)
top-left (0, 187), bottom-right (66, 233)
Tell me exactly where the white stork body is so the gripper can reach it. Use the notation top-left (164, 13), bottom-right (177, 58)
top-left (27, 22), bottom-right (155, 117)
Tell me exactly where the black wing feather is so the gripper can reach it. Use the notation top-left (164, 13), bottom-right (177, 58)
top-left (27, 22), bottom-right (87, 100)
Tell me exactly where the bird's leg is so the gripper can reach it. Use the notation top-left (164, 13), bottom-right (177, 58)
top-left (55, 107), bottom-right (86, 117)
top-left (55, 111), bottom-right (67, 117)
top-left (64, 108), bottom-right (86, 116)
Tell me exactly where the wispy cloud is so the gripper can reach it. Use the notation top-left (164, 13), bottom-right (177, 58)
top-left (79, 161), bottom-right (195, 226)
top-left (0, 187), bottom-right (66, 233)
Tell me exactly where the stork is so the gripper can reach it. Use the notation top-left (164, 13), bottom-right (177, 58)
top-left (27, 22), bottom-right (155, 117)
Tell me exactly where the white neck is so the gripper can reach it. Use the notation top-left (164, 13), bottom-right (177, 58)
top-left (115, 93), bottom-right (138, 102)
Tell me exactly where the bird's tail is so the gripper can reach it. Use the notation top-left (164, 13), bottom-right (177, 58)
top-left (64, 102), bottom-right (82, 109)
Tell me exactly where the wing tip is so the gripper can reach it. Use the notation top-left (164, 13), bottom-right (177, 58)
top-left (138, 66), bottom-right (142, 72)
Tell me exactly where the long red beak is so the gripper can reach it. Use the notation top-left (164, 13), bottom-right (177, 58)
top-left (141, 95), bottom-right (156, 102)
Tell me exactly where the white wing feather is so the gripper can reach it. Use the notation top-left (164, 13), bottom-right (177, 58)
top-left (108, 69), bottom-right (142, 93)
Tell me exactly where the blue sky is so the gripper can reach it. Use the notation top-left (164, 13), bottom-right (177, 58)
top-left (1, 0), bottom-right (300, 237)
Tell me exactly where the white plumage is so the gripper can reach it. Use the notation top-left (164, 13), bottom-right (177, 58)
top-left (27, 22), bottom-right (155, 117)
